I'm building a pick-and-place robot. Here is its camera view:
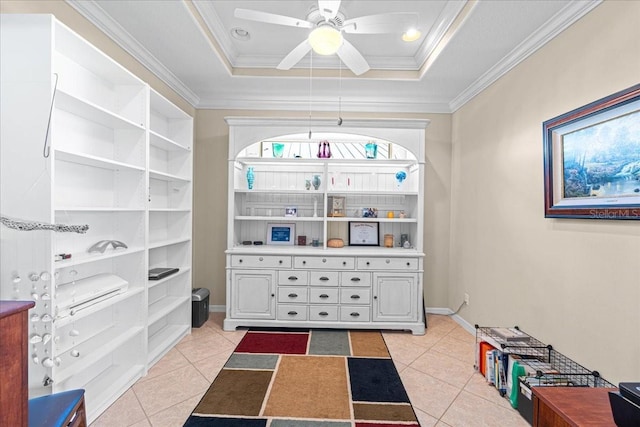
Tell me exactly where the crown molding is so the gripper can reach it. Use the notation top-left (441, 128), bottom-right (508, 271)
top-left (197, 95), bottom-right (451, 114)
top-left (414, 0), bottom-right (469, 67)
top-left (65, 0), bottom-right (200, 106)
top-left (449, 0), bottom-right (602, 112)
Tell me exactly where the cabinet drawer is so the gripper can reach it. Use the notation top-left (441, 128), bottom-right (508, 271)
top-left (309, 306), bottom-right (338, 321)
top-left (340, 306), bottom-right (370, 322)
top-left (295, 256), bottom-right (355, 270)
top-left (357, 257), bottom-right (418, 270)
top-left (340, 288), bottom-right (371, 304)
top-left (309, 271), bottom-right (339, 286)
top-left (277, 287), bottom-right (308, 303)
top-left (309, 288), bottom-right (339, 304)
top-left (341, 271), bottom-right (371, 287)
top-left (277, 305), bottom-right (308, 321)
top-left (232, 255), bottom-right (292, 268)
top-left (277, 271), bottom-right (309, 286)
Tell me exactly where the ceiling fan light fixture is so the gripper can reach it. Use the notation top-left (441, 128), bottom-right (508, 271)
top-left (402, 28), bottom-right (421, 42)
top-left (308, 26), bottom-right (343, 55)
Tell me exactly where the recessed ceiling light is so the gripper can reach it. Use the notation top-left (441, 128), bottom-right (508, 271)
top-left (231, 27), bottom-right (250, 41)
top-left (402, 28), bottom-right (421, 42)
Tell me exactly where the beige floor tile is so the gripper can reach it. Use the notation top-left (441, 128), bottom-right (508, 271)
top-left (382, 333), bottom-right (429, 365)
top-left (414, 407), bottom-right (439, 427)
top-left (130, 420), bottom-right (151, 427)
top-left (430, 334), bottom-right (476, 365)
top-left (440, 390), bottom-right (530, 427)
top-left (133, 365), bottom-right (210, 416)
top-left (138, 348), bottom-right (191, 383)
top-left (175, 330), bottom-right (236, 363)
top-left (400, 366), bottom-right (461, 419)
top-left (447, 325), bottom-right (475, 343)
top-left (194, 348), bottom-right (235, 382)
top-left (147, 395), bottom-right (202, 427)
top-left (90, 390), bottom-right (147, 427)
top-left (464, 372), bottom-right (515, 409)
top-left (409, 349), bottom-right (475, 389)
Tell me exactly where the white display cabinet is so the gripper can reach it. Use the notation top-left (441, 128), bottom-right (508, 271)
top-left (225, 118), bottom-right (428, 335)
top-left (0, 15), bottom-right (192, 423)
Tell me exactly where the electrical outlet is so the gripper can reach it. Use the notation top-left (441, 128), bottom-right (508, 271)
top-left (464, 293), bottom-right (470, 305)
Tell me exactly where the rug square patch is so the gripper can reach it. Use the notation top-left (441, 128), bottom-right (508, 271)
top-left (356, 423), bottom-right (420, 427)
top-left (193, 369), bottom-right (272, 416)
top-left (270, 420), bottom-right (352, 427)
top-left (225, 353), bottom-right (279, 370)
top-left (235, 332), bottom-right (309, 354)
top-left (309, 330), bottom-right (351, 355)
top-left (264, 355), bottom-right (351, 419)
top-left (184, 416), bottom-right (268, 427)
top-left (353, 402), bottom-right (418, 422)
top-left (348, 358), bottom-right (410, 403)
top-left (349, 331), bottom-right (390, 358)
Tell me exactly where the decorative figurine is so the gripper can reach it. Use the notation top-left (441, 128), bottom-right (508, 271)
top-left (312, 174), bottom-right (321, 190)
top-left (246, 166), bottom-right (255, 190)
top-left (395, 170), bottom-right (407, 189)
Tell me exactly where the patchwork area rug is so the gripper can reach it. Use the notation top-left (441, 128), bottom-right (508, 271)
top-left (184, 329), bottom-right (419, 427)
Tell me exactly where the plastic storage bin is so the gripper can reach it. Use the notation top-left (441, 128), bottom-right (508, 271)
top-left (191, 288), bottom-right (210, 328)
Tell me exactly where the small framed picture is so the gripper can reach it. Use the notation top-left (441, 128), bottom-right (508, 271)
top-left (362, 208), bottom-right (378, 218)
top-left (285, 206), bottom-right (298, 217)
top-left (267, 223), bottom-right (295, 245)
top-left (348, 221), bottom-right (379, 246)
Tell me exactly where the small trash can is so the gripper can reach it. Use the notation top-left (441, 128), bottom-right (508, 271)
top-left (191, 288), bottom-right (210, 328)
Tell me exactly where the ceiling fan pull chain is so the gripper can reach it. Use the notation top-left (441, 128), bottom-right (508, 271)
top-left (338, 59), bottom-right (343, 125)
top-left (309, 50), bottom-right (313, 139)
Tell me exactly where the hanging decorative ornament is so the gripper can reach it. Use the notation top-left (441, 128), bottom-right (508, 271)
top-left (42, 357), bottom-right (54, 368)
top-left (29, 333), bottom-right (43, 344)
top-left (40, 271), bottom-right (51, 281)
top-left (395, 171), bottom-right (407, 189)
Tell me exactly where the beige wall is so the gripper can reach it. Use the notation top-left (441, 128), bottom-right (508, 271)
top-left (193, 110), bottom-right (452, 309)
top-left (450, 0), bottom-right (640, 383)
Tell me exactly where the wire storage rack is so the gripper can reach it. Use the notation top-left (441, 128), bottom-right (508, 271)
top-left (474, 325), bottom-right (615, 425)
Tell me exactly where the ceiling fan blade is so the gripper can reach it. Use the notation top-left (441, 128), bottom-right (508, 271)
top-left (337, 39), bottom-right (370, 76)
top-left (318, 0), bottom-right (341, 20)
top-left (234, 8), bottom-right (313, 29)
top-left (342, 12), bottom-right (417, 34)
top-left (277, 40), bottom-right (312, 70)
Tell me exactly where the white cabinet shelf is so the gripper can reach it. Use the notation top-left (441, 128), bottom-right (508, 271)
top-left (225, 118), bottom-right (427, 335)
top-left (1, 15), bottom-right (192, 424)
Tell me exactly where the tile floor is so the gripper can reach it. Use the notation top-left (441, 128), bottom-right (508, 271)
top-left (91, 313), bottom-right (531, 427)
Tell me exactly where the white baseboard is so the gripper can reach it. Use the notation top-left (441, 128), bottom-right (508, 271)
top-left (426, 306), bottom-right (475, 335)
top-left (208, 305), bottom-right (225, 313)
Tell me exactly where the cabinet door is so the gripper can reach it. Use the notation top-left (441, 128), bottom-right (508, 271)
top-left (230, 270), bottom-right (276, 319)
top-left (372, 273), bottom-right (418, 322)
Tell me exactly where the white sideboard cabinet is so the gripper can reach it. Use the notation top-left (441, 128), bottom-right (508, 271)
top-left (224, 117), bottom-right (428, 335)
top-left (0, 15), bottom-right (192, 423)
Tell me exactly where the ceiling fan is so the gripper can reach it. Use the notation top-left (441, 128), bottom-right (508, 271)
top-left (234, 0), bottom-right (418, 76)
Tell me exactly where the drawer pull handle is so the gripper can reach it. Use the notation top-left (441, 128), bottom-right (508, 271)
top-left (279, 260), bottom-right (283, 264)
top-left (303, 261), bottom-right (307, 265)
top-left (350, 277), bottom-right (361, 282)
top-left (288, 293), bottom-right (298, 298)
top-left (288, 276), bottom-right (298, 281)
top-left (288, 311), bottom-right (298, 316)
top-left (319, 294), bottom-right (329, 299)
top-left (259, 257), bottom-right (264, 261)
top-left (406, 262), bottom-right (410, 266)
top-left (374, 296), bottom-right (378, 299)
top-left (385, 259), bottom-right (390, 264)
top-left (366, 261), bottom-right (370, 266)
top-left (350, 312), bottom-right (360, 317)
top-left (319, 311), bottom-right (328, 316)
top-left (319, 276), bottom-right (329, 281)
top-left (271, 294), bottom-right (275, 297)
top-left (342, 261), bottom-right (346, 265)
top-left (238, 259), bottom-right (243, 263)
top-left (350, 295), bottom-right (360, 299)
top-left (322, 258), bottom-right (327, 263)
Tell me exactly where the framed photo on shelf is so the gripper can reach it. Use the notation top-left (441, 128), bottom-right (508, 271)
top-left (543, 84), bottom-right (640, 220)
top-left (285, 206), bottom-right (297, 217)
top-left (348, 221), bottom-right (379, 246)
top-left (267, 223), bottom-right (295, 245)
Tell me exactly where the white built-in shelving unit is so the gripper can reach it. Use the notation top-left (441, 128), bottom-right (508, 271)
top-left (225, 118), bottom-right (428, 335)
top-left (0, 15), bottom-right (192, 423)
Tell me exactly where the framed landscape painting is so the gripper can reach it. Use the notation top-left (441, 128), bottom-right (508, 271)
top-left (543, 84), bottom-right (640, 220)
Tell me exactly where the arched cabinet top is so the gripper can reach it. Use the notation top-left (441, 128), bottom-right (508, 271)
top-left (225, 117), bottom-right (429, 162)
